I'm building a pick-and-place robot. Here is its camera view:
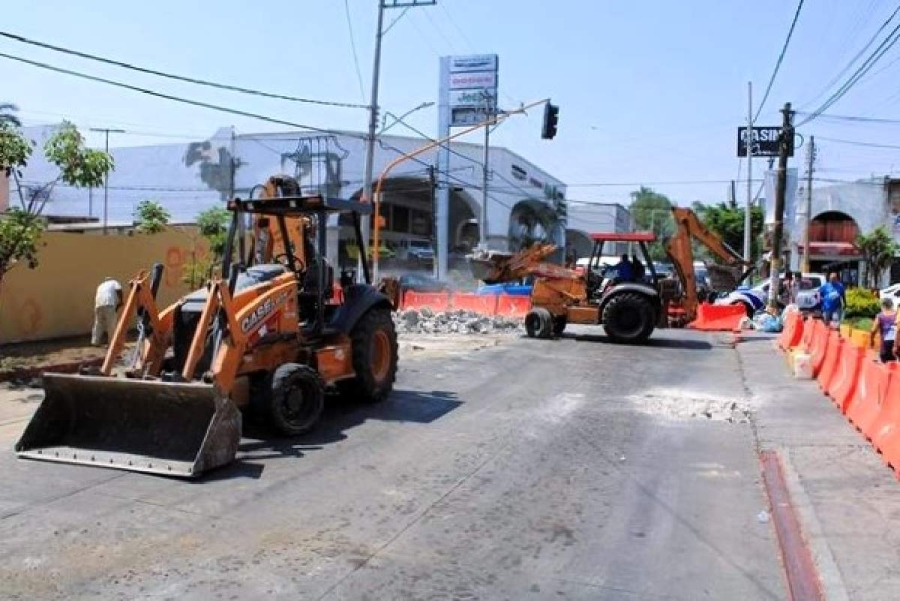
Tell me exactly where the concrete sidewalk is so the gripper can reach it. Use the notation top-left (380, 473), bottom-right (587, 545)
top-left (738, 333), bottom-right (900, 601)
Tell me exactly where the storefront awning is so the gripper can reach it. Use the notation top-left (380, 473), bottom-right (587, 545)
top-left (798, 242), bottom-right (860, 257)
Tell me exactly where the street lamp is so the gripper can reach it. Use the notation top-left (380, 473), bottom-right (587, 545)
top-left (90, 127), bottom-right (124, 234)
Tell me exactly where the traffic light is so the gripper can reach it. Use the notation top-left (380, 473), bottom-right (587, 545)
top-left (541, 102), bottom-right (559, 139)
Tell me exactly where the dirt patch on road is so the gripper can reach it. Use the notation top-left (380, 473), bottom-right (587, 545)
top-left (628, 387), bottom-right (752, 423)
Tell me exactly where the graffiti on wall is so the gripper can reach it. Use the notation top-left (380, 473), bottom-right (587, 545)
top-left (184, 141), bottom-right (243, 200)
top-left (280, 136), bottom-right (348, 199)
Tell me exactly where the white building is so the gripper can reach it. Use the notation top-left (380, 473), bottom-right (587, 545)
top-left (11, 125), bottom-right (568, 273)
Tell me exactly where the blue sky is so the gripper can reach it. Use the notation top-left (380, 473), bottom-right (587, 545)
top-left (5, 0), bottom-right (900, 206)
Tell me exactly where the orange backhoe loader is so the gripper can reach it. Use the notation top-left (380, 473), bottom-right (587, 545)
top-left (468, 207), bottom-right (751, 344)
top-left (16, 176), bottom-right (398, 478)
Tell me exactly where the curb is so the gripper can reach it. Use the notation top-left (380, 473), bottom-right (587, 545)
top-left (0, 357), bottom-right (104, 383)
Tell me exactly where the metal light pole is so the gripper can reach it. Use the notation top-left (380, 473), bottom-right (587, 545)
top-left (744, 81), bottom-right (753, 262)
top-left (360, 0), bottom-right (436, 281)
top-left (480, 91), bottom-right (493, 249)
top-left (801, 136), bottom-right (815, 273)
top-left (90, 127), bottom-right (124, 234)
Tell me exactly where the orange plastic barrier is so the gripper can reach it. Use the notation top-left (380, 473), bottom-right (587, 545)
top-left (817, 332), bottom-right (843, 393)
top-left (688, 303), bottom-right (746, 331)
top-left (450, 293), bottom-right (499, 315)
top-left (808, 320), bottom-right (831, 377)
top-left (846, 359), bottom-right (892, 441)
top-left (827, 344), bottom-right (866, 413)
top-left (779, 312), bottom-right (804, 350)
top-left (871, 366), bottom-right (900, 470)
top-left (798, 315), bottom-right (817, 351)
top-left (402, 291), bottom-right (451, 312)
top-left (495, 294), bottom-right (531, 317)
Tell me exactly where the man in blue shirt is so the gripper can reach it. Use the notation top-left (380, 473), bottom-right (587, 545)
top-left (819, 272), bottom-right (846, 327)
top-left (613, 254), bottom-right (633, 282)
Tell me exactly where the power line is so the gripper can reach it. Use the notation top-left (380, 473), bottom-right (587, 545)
top-left (800, 3), bottom-right (900, 110)
top-left (0, 30), bottom-right (369, 110)
top-left (799, 12), bottom-right (900, 126)
top-left (796, 111), bottom-right (900, 124)
top-left (755, 0), bottom-right (805, 122)
top-left (0, 50), bottom-right (368, 139)
top-left (816, 135), bottom-right (900, 150)
top-left (342, 0), bottom-right (367, 103)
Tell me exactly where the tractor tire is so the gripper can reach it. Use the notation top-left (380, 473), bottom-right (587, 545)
top-left (552, 316), bottom-right (568, 337)
top-left (269, 363), bottom-right (325, 436)
top-left (348, 308), bottom-right (398, 403)
top-left (525, 308), bottom-right (552, 339)
top-left (602, 293), bottom-right (655, 344)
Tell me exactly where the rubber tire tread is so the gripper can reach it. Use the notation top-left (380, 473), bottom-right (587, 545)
top-left (349, 308), bottom-right (398, 403)
top-left (603, 292), bottom-right (654, 344)
top-left (269, 363), bottom-right (325, 436)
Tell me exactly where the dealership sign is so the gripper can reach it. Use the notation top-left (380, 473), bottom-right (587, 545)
top-left (737, 126), bottom-right (794, 157)
top-left (445, 54), bottom-right (499, 127)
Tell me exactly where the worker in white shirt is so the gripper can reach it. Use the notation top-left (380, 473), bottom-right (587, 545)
top-left (92, 277), bottom-right (123, 346)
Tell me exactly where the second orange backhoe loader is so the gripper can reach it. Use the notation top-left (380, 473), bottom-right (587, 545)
top-left (16, 176), bottom-right (398, 478)
top-left (468, 207), bottom-right (752, 343)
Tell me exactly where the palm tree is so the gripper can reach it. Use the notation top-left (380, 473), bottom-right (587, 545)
top-left (0, 103), bottom-right (21, 128)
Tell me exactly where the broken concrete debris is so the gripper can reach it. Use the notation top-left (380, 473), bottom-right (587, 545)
top-left (393, 309), bottom-right (523, 335)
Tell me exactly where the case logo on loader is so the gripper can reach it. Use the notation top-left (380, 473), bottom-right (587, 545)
top-left (241, 291), bottom-right (289, 333)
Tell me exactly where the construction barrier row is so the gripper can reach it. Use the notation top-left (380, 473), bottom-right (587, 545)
top-left (780, 313), bottom-right (900, 478)
top-left (400, 291), bottom-right (532, 318)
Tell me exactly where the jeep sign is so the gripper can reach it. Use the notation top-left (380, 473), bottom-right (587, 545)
top-left (737, 126), bottom-right (794, 157)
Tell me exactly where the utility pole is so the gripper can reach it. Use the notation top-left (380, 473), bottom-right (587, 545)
top-left (428, 164), bottom-right (437, 258)
top-left (90, 127), bottom-right (124, 234)
top-left (768, 102), bottom-right (794, 310)
top-left (801, 135), bottom-right (815, 273)
top-left (744, 81), bottom-right (753, 262)
top-left (480, 91), bottom-right (493, 249)
top-left (360, 0), bottom-right (436, 281)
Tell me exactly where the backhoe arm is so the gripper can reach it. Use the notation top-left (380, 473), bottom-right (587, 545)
top-left (665, 207), bottom-right (749, 321)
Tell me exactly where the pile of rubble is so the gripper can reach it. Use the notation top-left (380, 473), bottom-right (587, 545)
top-left (393, 308), bottom-right (523, 335)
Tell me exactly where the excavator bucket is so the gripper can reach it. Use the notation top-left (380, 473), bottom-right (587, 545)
top-left (15, 374), bottom-right (241, 478)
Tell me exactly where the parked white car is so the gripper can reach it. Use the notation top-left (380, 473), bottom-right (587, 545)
top-left (880, 283), bottom-right (900, 303)
top-left (717, 273), bottom-right (826, 316)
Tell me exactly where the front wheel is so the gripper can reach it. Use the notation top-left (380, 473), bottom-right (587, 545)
top-left (525, 308), bottom-right (553, 339)
top-left (349, 308), bottom-right (398, 403)
top-left (602, 293), bottom-right (655, 344)
top-left (268, 363), bottom-right (325, 436)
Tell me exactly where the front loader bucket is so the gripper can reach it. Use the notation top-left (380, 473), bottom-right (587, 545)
top-left (15, 374), bottom-right (241, 478)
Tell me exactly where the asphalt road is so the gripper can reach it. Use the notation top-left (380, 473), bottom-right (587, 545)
top-left (0, 329), bottom-right (786, 601)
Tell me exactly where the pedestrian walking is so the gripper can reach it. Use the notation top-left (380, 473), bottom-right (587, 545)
top-left (819, 272), bottom-right (846, 328)
top-left (873, 298), bottom-right (898, 362)
top-left (92, 277), bottom-right (123, 346)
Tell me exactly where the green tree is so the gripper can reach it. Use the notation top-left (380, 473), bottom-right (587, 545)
top-left (0, 103), bottom-right (21, 128)
top-left (183, 206), bottom-right (230, 286)
top-left (196, 206), bottom-right (230, 257)
top-left (856, 226), bottom-right (898, 288)
top-left (134, 200), bottom-right (171, 234)
top-left (692, 201), bottom-right (764, 260)
top-left (630, 186), bottom-right (674, 259)
top-left (0, 119), bottom-right (114, 289)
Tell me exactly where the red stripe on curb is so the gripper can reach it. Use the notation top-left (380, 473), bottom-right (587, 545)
top-left (760, 450), bottom-right (824, 601)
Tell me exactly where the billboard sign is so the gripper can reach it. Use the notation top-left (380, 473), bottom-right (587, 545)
top-left (445, 54), bottom-right (498, 127)
top-left (449, 54), bottom-right (497, 73)
top-left (448, 71), bottom-right (497, 90)
top-left (737, 126), bottom-right (794, 157)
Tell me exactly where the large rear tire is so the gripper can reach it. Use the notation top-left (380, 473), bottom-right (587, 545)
top-left (269, 363), bottom-right (325, 436)
top-left (349, 308), bottom-right (398, 403)
top-left (602, 293), bottom-right (655, 344)
top-left (525, 308), bottom-right (552, 339)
